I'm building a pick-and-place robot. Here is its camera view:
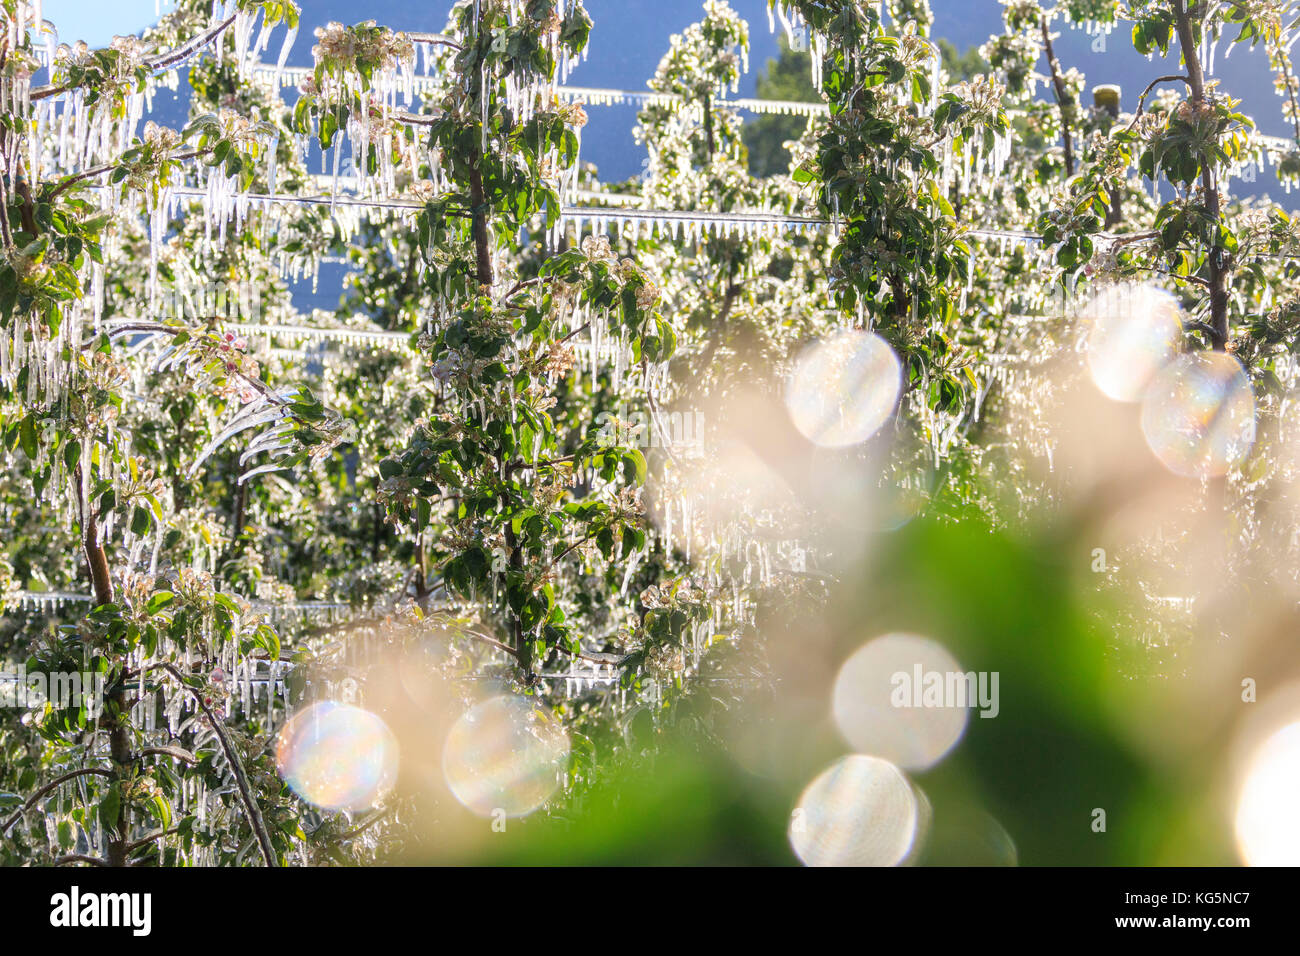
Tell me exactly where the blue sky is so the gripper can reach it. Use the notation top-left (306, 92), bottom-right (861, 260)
top-left (42, 1), bottom-right (1287, 184)
top-left (39, 1), bottom-right (1291, 313)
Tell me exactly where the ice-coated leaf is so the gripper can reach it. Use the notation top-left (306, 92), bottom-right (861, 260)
top-left (187, 407), bottom-right (288, 478)
top-left (238, 462), bottom-right (289, 485)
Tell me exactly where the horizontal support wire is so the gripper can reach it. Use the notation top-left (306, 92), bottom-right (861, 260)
top-left (142, 185), bottom-right (1046, 243)
top-left (224, 321), bottom-right (410, 345)
top-left (11, 590), bottom-right (348, 613)
top-left (247, 62), bottom-right (830, 117)
top-left (2, 594), bottom-right (656, 684)
top-left (34, 52), bottom-right (1297, 153)
top-left (245, 63), bottom-right (1299, 151)
top-left (98, 316), bottom-right (663, 356)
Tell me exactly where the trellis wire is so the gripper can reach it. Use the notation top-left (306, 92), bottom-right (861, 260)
top-left (127, 183), bottom-right (1046, 244)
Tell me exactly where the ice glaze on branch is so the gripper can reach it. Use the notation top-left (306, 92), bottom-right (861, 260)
top-left (157, 663), bottom-right (277, 867)
top-left (29, 14), bottom-right (239, 102)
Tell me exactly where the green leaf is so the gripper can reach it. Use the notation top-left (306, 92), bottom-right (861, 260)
top-left (255, 624), bottom-right (281, 662)
top-left (149, 793), bottom-right (172, 830)
top-left (624, 448), bottom-right (647, 484)
top-left (131, 505), bottom-right (152, 536)
top-left (99, 784), bottom-right (121, 829)
top-left (18, 415), bottom-right (37, 460)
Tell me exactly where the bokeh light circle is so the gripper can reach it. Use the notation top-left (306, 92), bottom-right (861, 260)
top-left (1084, 284), bottom-right (1182, 402)
top-left (443, 695), bottom-right (570, 818)
top-left (1140, 351), bottom-right (1255, 477)
top-left (1235, 720), bottom-right (1300, 866)
top-left (789, 755), bottom-right (919, 866)
top-left (809, 444), bottom-right (933, 535)
top-left (924, 808), bottom-right (1019, 865)
top-left (785, 330), bottom-right (902, 447)
top-left (276, 701), bottom-right (399, 812)
top-left (832, 632), bottom-right (970, 770)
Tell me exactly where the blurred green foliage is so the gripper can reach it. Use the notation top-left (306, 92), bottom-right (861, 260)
top-left (402, 508), bottom-right (1237, 865)
top-left (742, 38), bottom-right (818, 178)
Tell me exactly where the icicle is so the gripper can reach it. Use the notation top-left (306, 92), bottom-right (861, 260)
top-left (480, 60), bottom-right (489, 154)
top-left (271, 22), bottom-right (297, 93)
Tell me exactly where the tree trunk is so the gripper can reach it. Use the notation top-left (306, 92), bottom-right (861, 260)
top-left (232, 478), bottom-right (248, 538)
top-left (1173, 1), bottom-right (1229, 351)
top-left (82, 480), bottom-right (131, 867)
top-left (702, 95), bottom-right (716, 159)
top-left (468, 59), bottom-right (530, 677)
top-left (1041, 18), bottom-right (1076, 178)
top-left (469, 164), bottom-right (495, 288)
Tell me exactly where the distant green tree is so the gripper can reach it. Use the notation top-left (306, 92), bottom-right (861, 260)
top-left (742, 38), bottom-right (817, 178)
top-left (937, 37), bottom-right (989, 81)
top-left (743, 37), bottom-right (987, 179)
